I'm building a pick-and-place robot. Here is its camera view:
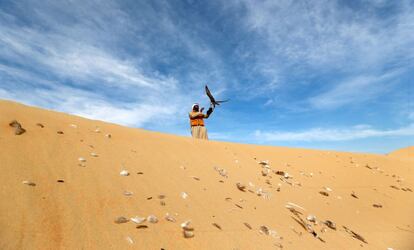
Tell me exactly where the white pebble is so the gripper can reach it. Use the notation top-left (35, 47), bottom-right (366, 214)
top-left (120, 170), bottom-right (130, 176)
top-left (180, 192), bottom-right (189, 199)
top-left (130, 216), bottom-right (146, 224)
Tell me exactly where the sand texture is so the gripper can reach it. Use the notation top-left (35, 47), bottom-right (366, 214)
top-left (0, 100), bottom-right (413, 250)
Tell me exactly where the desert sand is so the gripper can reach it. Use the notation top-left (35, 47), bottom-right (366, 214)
top-left (0, 100), bottom-right (413, 250)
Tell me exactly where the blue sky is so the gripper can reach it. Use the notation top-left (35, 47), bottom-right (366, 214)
top-left (0, 0), bottom-right (413, 153)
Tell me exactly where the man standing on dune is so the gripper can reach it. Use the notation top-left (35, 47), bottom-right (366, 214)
top-left (189, 103), bottom-right (213, 139)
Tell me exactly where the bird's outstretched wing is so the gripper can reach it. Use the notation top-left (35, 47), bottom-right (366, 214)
top-left (205, 85), bottom-right (229, 108)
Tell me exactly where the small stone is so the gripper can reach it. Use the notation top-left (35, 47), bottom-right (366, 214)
top-left (183, 230), bottom-right (194, 238)
top-left (10, 120), bottom-right (26, 135)
top-left (259, 225), bottom-right (270, 235)
top-left (36, 123), bottom-right (44, 128)
top-left (57, 131), bottom-right (64, 134)
top-left (236, 183), bottom-right (246, 192)
top-left (351, 191), bottom-right (359, 199)
top-left (306, 215), bottom-right (317, 223)
top-left (373, 204), bottom-right (383, 208)
top-left (212, 223), bottom-right (222, 230)
top-left (275, 171), bottom-right (286, 176)
top-left (78, 157), bottom-right (86, 162)
top-left (136, 225), bottom-right (148, 229)
top-left (324, 220), bottom-right (336, 230)
top-left (258, 160), bottom-right (269, 165)
top-left (57, 179), bottom-right (64, 183)
top-left (105, 134), bottom-right (111, 138)
top-left (158, 194), bottom-right (166, 199)
top-left (90, 152), bottom-right (98, 157)
top-left (123, 191), bottom-right (133, 196)
top-left (319, 191), bottom-right (329, 196)
top-left (130, 216), bottom-right (146, 224)
top-left (165, 213), bottom-right (176, 222)
top-left (181, 220), bottom-right (192, 230)
top-left (180, 192), bottom-right (189, 199)
top-left (125, 236), bottom-right (134, 244)
top-left (22, 181), bottom-right (36, 186)
top-left (114, 216), bottom-right (129, 224)
top-left (120, 170), bottom-right (130, 176)
top-left (244, 222), bottom-right (252, 230)
top-left (190, 176), bottom-right (200, 181)
top-left (69, 124), bottom-right (77, 128)
top-left (147, 215), bottom-right (158, 223)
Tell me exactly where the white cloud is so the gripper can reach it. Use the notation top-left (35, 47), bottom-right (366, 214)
top-left (0, 1), bottom-right (220, 129)
top-left (254, 123), bottom-right (414, 142)
top-left (309, 70), bottom-right (401, 109)
top-left (226, 0), bottom-right (414, 101)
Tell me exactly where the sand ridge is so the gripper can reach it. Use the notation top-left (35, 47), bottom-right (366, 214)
top-left (0, 100), bottom-right (413, 249)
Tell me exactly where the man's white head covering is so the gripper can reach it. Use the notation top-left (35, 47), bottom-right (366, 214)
top-left (192, 103), bottom-right (199, 110)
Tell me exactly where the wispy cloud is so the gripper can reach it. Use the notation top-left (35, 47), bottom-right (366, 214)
top-left (0, 0), bottom-right (225, 129)
top-left (254, 124), bottom-right (414, 142)
top-left (309, 70), bottom-right (401, 109)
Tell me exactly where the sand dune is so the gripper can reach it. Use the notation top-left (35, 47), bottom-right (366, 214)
top-left (0, 100), bottom-right (413, 250)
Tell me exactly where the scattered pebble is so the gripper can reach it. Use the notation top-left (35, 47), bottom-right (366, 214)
top-left (214, 166), bottom-right (228, 178)
top-left (90, 152), bottom-right (98, 157)
top-left (212, 223), bottom-right (222, 230)
top-left (158, 194), bottom-right (166, 199)
top-left (351, 191), bottom-right (359, 199)
top-left (114, 216), bottom-right (129, 224)
top-left (342, 226), bottom-right (368, 244)
top-left (258, 160), bottom-right (269, 165)
top-left (57, 179), bottom-right (64, 183)
top-left (181, 220), bottom-right (194, 238)
top-left (259, 225), bottom-right (270, 235)
top-left (125, 236), bottom-right (134, 244)
top-left (165, 213), bottom-right (176, 222)
top-left (57, 131), bottom-right (64, 134)
top-left (9, 120), bottom-right (26, 135)
top-left (137, 172), bottom-right (144, 175)
top-left (136, 225), bottom-right (148, 229)
top-left (236, 182), bottom-right (246, 192)
top-left (105, 134), bottom-right (112, 138)
top-left (373, 204), bottom-right (383, 208)
top-left (36, 123), bottom-right (44, 128)
top-left (244, 222), bottom-right (252, 230)
top-left (324, 220), bottom-right (336, 230)
top-left (183, 230), bottom-right (194, 238)
top-left (147, 215), bottom-right (158, 223)
top-left (22, 181), bottom-right (36, 186)
top-left (120, 170), bottom-right (130, 176)
top-left (319, 191), bottom-right (329, 197)
top-left (180, 192), bottom-right (189, 199)
top-left (123, 191), bottom-right (133, 196)
top-left (130, 216), bottom-right (146, 224)
top-left (190, 176), bottom-right (200, 181)
top-left (306, 215), bottom-right (317, 223)
top-left (78, 157), bottom-right (86, 162)
top-left (181, 220), bottom-right (192, 230)
top-left (69, 124), bottom-right (77, 128)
